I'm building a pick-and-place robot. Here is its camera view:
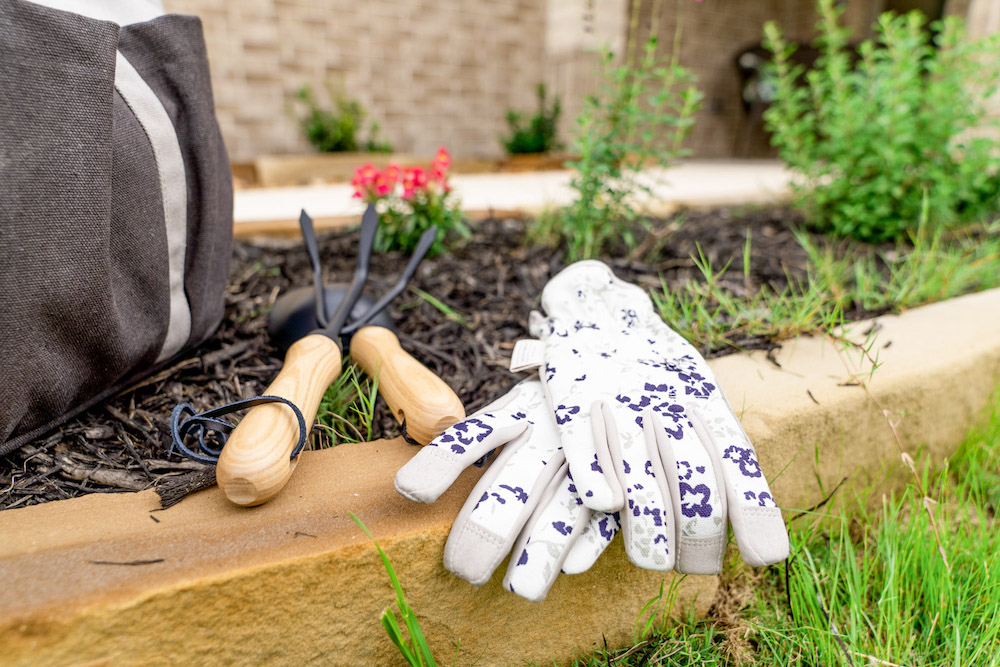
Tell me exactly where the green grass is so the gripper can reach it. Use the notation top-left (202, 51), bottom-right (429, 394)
top-left (312, 359), bottom-right (379, 447)
top-left (408, 286), bottom-right (470, 329)
top-left (352, 513), bottom-right (438, 667)
top-left (569, 391), bottom-right (1000, 666)
top-left (653, 215), bottom-right (1000, 356)
top-left (355, 389), bottom-right (1000, 666)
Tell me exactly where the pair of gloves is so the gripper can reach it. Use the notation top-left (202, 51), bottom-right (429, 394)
top-left (395, 261), bottom-right (789, 602)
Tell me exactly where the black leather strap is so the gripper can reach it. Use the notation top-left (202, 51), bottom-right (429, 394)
top-left (170, 396), bottom-right (308, 464)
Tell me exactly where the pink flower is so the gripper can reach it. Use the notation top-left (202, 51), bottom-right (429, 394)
top-left (384, 163), bottom-right (401, 187)
top-left (427, 147), bottom-right (454, 193)
top-left (352, 163), bottom-right (393, 201)
top-left (432, 147), bottom-right (452, 173)
top-left (402, 166), bottom-right (429, 200)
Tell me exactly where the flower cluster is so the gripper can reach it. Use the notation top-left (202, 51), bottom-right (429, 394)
top-left (351, 148), bottom-right (453, 203)
top-left (350, 147), bottom-right (466, 254)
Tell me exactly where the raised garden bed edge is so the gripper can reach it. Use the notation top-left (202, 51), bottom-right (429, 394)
top-left (2, 286), bottom-right (1000, 666)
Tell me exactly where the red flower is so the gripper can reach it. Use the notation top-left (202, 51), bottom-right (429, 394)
top-left (402, 166), bottom-right (429, 200)
top-left (352, 163), bottom-right (393, 201)
top-left (384, 163), bottom-right (401, 187)
top-left (432, 147), bottom-right (451, 173)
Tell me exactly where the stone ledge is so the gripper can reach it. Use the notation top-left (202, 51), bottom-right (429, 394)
top-left (2, 287), bottom-right (999, 665)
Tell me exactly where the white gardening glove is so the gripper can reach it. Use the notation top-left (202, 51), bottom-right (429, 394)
top-left (394, 378), bottom-right (619, 602)
top-left (514, 260), bottom-right (788, 574)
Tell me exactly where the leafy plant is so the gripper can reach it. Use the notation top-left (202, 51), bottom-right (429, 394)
top-left (542, 0), bottom-right (702, 261)
top-left (351, 513), bottom-right (437, 667)
top-left (294, 84), bottom-right (392, 153)
top-left (763, 0), bottom-right (1000, 243)
top-left (351, 148), bottom-right (469, 254)
top-left (501, 83), bottom-right (562, 155)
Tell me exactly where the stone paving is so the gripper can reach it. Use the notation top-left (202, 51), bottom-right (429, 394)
top-left (233, 159), bottom-right (795, 226)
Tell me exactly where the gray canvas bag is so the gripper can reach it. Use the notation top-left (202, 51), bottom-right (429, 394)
top-left (0, 0), bottom-right (233, 454)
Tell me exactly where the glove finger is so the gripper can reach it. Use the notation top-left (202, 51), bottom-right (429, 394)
top-left (561, 510), bottom-right (619, 574)
top-left (535, 300), bottom-right (623, 512)
top-left (444, 441), bottom-right (565, 587)
top-left (693, 392), bottom-right (789, 566)
top-left (651, 410), bottom-right (727, 575)
top-left (545, 364), bottom-right (621, 511)
top-left (502, 460), bottom-right (591, 602)
top-left (395, 382), bottom-right (534, 503)
top-left (539, 260), bottom-right (650, 327)
top-left (602, 401), bottom-right (675, 571)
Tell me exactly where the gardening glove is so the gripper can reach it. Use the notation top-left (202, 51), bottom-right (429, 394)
top-left (514, 259), bottom-right (788, 574)
top-left (395, 378), bottom-right (620, 602)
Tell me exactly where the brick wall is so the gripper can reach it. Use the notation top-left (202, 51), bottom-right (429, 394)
top-left (164, 0), bottom-right (982, 162)
top-left (163, 0), bottom-right (547, 162)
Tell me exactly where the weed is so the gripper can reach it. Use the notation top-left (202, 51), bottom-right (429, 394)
top-left (313, 361), bottom-right (379, 447)
top-left (653, 209), bottom-right (1000, 356)
top-left (764, 0), bottom-right (1000, 243)
top-left (409, 287), bottom-right (469, 329)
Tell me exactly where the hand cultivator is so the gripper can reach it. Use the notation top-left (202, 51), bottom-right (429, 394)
top-left (172, 204), bottom-right (464, 506)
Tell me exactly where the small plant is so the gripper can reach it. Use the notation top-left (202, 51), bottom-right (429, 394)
top-left (351, 148), bottom-right (468, 254)
top-left (351, 513), bottom-right (437, 667)
top-left (501, 83), bottom-right (562, 155)
top-left (763, 0), bottom-right (1000, 243)
top-left (543, 0), bottom-right (702, 260)
top-left (313, 361), bottom-right (379, 447)
top-left (294, 84), bottom-right (392, 153)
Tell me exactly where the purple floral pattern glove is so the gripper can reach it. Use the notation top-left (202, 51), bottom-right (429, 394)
top-left (395, 379), bottom-right (618, 602)
top-left (526, 260), bottom-right (789, 572)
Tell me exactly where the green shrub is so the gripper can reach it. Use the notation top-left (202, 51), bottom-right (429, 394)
top-left (294, 85), bottom-right (392, 153)
top-left (764, 0), bottom-right (1000, 243)
top-left (501, 83), bottom-right (562, 155)
top-left (542, 7), bottom-right (701, 261)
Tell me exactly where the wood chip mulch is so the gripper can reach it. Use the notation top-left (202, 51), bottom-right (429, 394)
top-left (1, 207), bottom-right (820, 510)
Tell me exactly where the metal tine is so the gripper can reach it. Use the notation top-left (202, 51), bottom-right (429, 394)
top-left (298, 209), bottom-right (329, 328)
top-left (324, 203), bottom-right (379, 339)
top-left (342, 225), bottom-right (438, 336)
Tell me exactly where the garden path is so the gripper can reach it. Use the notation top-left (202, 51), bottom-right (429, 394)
top-left (232, 159), bottom-right (794, 228)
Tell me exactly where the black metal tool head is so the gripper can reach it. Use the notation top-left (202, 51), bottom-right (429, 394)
top-left (267, 284), bottom-right (394, 353)
top-left (320, 204), bottom-right (379, 341)
top-left (268, 206), bottom-right (437, 352)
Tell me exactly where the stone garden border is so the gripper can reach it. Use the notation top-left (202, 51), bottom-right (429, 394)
top-left (2, 286), bottom-right (999, 665)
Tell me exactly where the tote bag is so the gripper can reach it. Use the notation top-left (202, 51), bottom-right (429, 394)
top-left (0, 0), bottom-right (233, 453)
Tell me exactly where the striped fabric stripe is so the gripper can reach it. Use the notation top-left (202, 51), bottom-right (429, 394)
top-left (113, 52), bottom-right (191, 362)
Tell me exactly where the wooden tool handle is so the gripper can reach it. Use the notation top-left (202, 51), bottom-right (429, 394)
top-left (216, 333), bottom-right (343, 506)
top-left (351, 326), bottom-right (466, 444)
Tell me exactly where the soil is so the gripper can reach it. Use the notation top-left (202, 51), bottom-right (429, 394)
top-left (1, 206), bottom-right (821, 511)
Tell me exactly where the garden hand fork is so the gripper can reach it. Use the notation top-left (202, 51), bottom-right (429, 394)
top-left (213, 205), bottom-right (464, 506)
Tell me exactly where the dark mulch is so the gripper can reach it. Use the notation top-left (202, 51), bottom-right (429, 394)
top-left (0, 206), bottom-right (814, 511)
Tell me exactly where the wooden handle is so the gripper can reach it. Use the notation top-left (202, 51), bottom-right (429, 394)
top-left (351, 326), bottom-right (465, 444)
top-left (216, 333), bottom-right (343, 506)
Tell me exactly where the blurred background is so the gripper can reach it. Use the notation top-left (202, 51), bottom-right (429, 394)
top-left (162, 0), bottom-right (998, 164)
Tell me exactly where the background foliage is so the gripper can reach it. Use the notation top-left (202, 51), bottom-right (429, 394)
top-left (764, 0), bottom-right (1000, 243)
